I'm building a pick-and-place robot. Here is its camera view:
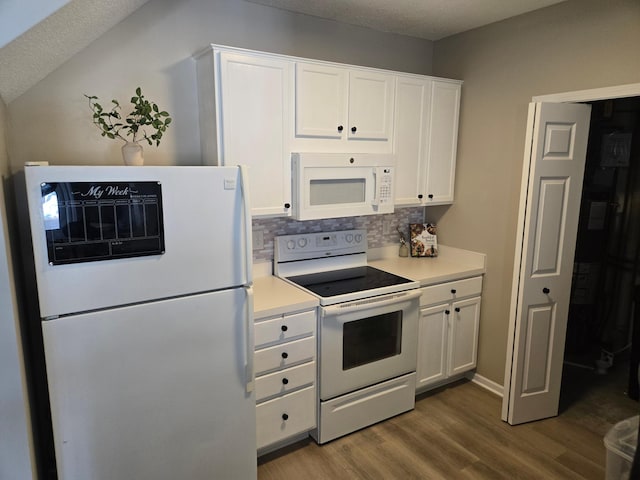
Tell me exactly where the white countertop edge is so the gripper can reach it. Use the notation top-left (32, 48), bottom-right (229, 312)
top-left (254, 300), bottom-right (318, 320)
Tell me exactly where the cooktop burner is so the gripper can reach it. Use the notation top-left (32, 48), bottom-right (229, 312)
top-left (287, 266), bottom-right (413, 299)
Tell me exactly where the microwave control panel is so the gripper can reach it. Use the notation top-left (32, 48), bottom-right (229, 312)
top-left (376, 167), bottom-right (393, 206)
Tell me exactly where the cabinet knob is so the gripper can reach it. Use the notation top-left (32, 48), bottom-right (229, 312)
top-left (445, 310), bottom-right (450, 315)
top-left (451, 289), bottom-right (457, 294)
top-left (543, 287), bottom-right (550, 294)
top-left (455, 307), bottom-right (461, 313)
top-left (281, 352), bottom-right (288, 359)
top-left (417, 194), bottom-right (423, 199)
top-left (337, 125), bottom-right (344, 132)
top-left (282, 413), bottom-right (289, 421)
top-left (428, 194), bottom-right (434, 199)
top-left (282, 378), bottom-right (289, 385)
top-left (281, 325), bottom-right (288, 332)
top-left (351, 126), bottom-right (357, 133)
top-left (284, 203), bottom-right (291, 209)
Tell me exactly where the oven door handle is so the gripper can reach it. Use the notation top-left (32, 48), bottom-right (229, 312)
top-left (322, 289), bottom-right (422, 318)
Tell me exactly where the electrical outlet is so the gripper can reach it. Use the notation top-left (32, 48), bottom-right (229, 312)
top-left (252, 229), bottom-right (264, 250)
top-left (382, 220), bottom-right (391, 235)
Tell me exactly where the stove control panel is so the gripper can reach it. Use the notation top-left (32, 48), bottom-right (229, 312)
top-left (275, 229), bottom-right (367, 263)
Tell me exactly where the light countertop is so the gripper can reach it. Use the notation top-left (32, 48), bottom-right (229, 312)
top-left (368, 245), bottom-right (486, 287)
top-left (253, 275), bottom-right (318, 319)
top-left (252, 244), bottom-right (485, 315)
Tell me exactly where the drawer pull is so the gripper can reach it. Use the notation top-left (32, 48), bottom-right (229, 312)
top-left (451, 289), bottom-right (457, 294)
top-left (281, 352), bottom-right (288, 359)
top-left (282, 378), bottom-right (289, 385)
top-left (282, 413), bottom-right (289, 421)
top-left (281, 325), bottom-right (288, 332)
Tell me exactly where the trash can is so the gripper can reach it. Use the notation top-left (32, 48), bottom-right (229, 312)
top-left (604, 416), bottom-right (639, 479)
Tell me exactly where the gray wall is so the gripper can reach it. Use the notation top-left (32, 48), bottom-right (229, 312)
top-left (431, 0), bottom-right (640, 385)
top-left (0, 97), bottom-right (35, 479)
top-left (6, 0), bottom-right (433, 171)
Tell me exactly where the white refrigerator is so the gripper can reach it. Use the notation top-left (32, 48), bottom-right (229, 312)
top-left (24, 165), bottom-right (256, 480)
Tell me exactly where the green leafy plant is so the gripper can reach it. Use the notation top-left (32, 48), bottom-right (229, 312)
top-left (85, 87), bottom-right (172, 146)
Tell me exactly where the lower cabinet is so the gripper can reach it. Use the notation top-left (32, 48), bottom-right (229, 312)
top-left (254, 308), bottom-right (317, 451)
top-left (256, 386), bottom-right (316, 449)
top-left (416, 276), bottom-right (482, 392)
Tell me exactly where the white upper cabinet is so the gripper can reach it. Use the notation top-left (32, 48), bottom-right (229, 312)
top-left (393, 75), bottom-right (431, 206)
top-left (424, 80), bottom-right (461, 205)
top-left (196, 47), bottom-right (293, 217)
top-left (293, 62), bottom-right (395, 153)
top-left (294, 63), bottom-right (347, 139)
top-left (195, 45), bottom-right (462, 217)
top-left (394, 77), bottom-right (461, 206)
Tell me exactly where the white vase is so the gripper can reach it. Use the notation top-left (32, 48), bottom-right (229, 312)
top-left (121, 141), bottom-right (144, 166)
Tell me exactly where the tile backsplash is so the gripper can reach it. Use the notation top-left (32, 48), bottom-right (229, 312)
top-left (252, 207), bottom-right (424, 262)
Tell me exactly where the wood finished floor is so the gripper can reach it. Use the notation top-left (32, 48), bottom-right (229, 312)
top-left (258, 374), bottom-right (639, 480)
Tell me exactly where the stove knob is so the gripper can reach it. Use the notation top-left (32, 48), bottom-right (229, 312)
top-left (355, 233), bottom-right (363, 243)
top-left (346, 233), bottom-right (353, 243)
top-left (286, 240), bottom-right (296, 250)
top-left (298, 238), bottom-right (307, 248)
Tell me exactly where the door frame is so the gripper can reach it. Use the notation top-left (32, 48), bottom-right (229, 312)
top-left (502, 82), bottom-right (640, 422)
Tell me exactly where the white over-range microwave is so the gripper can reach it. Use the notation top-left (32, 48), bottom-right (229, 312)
top-left (291, 152), bottom-right (395, 220)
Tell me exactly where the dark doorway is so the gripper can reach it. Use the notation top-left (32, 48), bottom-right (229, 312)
top-left (561, 97), bottom-right (640, 418)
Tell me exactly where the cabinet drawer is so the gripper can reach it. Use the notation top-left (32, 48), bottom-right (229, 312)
top-left (420, 276), bottom-right (483, 306)
top-left (255, 361), bottom-right (316, 402)
top-left (255, 309), bottom-right (316, 348)
top-left (255, 336), bottom-right (315, 375)
top-left (256, 385), bottom-right (316, 450)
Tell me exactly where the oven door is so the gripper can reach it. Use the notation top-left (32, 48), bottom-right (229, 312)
top-left (319, 289), bottom-right (421, 401)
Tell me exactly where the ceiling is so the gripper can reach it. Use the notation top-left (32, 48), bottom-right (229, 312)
top-left (0, 0), bottom-right (566, 104)
top-left (244, 0), bottom-right (568, 41)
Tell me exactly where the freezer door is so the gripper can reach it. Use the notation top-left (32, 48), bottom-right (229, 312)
top-left (25, 165), bottom-right (252, 317)
top-left (43, 289), bottom-right (256, 480)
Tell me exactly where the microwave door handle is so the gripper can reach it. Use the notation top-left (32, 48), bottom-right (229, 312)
top-left (371, 169), bottom-right (379, 206)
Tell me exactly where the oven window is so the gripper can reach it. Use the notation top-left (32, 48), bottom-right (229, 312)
top-left (342, 311), bottom-right (402, 370)
top-left (310, 178), bottom-right (365, 206)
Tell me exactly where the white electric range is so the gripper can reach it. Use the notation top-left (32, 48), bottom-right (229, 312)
top-left (274, 229), bottom-right (421, 444)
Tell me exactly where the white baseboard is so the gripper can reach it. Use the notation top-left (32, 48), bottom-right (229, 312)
top-left (466, 372), bottom-right (504, 397)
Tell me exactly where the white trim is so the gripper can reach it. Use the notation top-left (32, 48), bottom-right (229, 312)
top-left (533, 83), bottom-right (640, 103)
top-left (466, 372), bottom-right (504, 397)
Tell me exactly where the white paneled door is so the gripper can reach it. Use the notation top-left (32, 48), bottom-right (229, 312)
top-left (503, 102), bottom-right (591, 425)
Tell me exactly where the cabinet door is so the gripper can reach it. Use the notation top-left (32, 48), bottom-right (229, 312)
top-left (218, 51), bottom-right (292, 217)
top-left (424, 80), bottom-right (461, 204)
top-left (348, 70), bottom-right (395, 141)
top-left (393, 75), bottom-right (431, 206)
top-left (295, 62), bottom-right (347, 139)
top-left (416, 303), bottom-right (449, 390)
top-left (448, 296), bottom-right (480, 376)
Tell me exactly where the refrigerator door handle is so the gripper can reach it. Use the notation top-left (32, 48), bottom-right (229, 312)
top-left (244, 286), bottom-right (255, 393)
top-left (238, 165), bottom-right (253, 283)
